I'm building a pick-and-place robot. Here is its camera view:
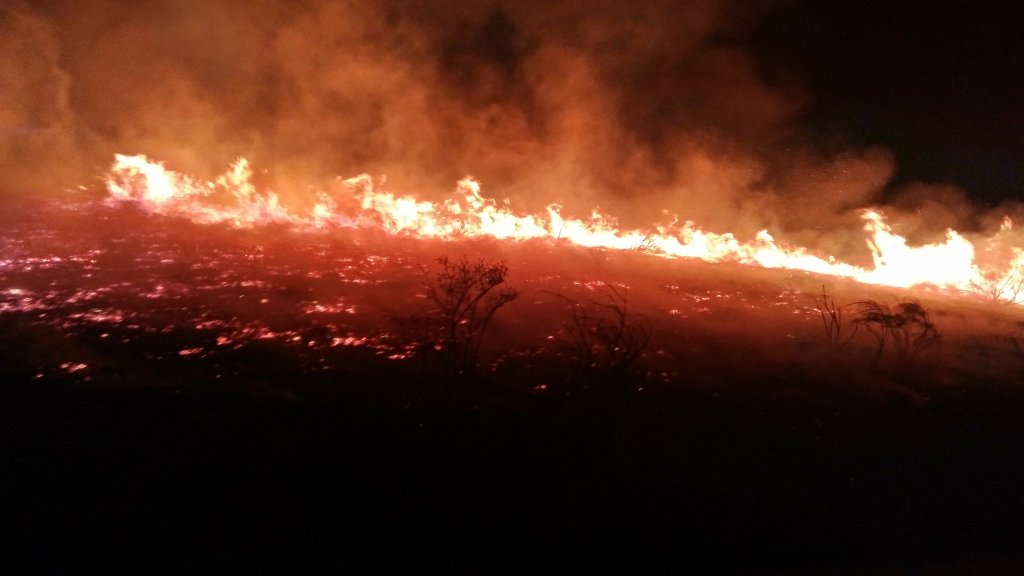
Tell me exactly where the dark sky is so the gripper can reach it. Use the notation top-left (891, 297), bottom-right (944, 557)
top-left (751, 0), bottom-right (1024, 205)
top-left (2, 0), bottom-right (1023, 240)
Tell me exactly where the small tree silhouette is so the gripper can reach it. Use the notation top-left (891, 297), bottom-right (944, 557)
top-left (421, 255), bottom-right (518, 378)
top-left (853, 298), bottom-right (940, 363)
top-left (554, 284), bottom-right (652, 374)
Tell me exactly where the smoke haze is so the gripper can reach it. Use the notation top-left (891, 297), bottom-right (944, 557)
top-left (2, 0), bottom-right (1019, 256)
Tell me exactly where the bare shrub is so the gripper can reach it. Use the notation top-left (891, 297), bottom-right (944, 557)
top-left (632, 233), bottom-right (658, 254)
top-left (968, 269), bottom-right (1024, 305)
top-left (420, 255), bottom-right (518, 377)
top-left (853, 298), bottom-right (940, 363)
top-left (812, 285), bottom-right (857, 347)
top-left (553, 285), bottom-right (652, 374)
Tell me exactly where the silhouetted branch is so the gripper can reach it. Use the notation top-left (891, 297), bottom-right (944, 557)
top-left (551, 284), bottom-right (652, 374)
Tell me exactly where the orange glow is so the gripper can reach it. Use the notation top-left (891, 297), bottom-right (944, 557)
top-left (104, 154), bottom-right (1024, 302)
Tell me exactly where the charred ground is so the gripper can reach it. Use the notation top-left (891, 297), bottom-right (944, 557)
top-left (4, 201), bottom-right (1024, 574)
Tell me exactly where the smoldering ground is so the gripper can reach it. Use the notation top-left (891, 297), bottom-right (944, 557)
top-left (2, 0), bottom-right (1022, 261)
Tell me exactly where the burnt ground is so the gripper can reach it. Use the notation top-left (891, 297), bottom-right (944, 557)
top-left (3, 200), bottom-right (1024, 574)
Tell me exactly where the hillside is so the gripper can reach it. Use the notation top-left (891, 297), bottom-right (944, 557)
top-left (3, 200), bottom-right (1024, 574)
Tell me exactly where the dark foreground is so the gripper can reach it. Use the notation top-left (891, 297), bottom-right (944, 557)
top-left (5, 367), bottom-right (1024, 574)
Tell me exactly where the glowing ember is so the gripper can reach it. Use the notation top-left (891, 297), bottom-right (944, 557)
top-left (104, 154), bottom-right (1024, 302)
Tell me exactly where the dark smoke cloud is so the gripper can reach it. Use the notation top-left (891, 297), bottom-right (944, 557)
top-left (2, 0), bottom-right (1006, 256)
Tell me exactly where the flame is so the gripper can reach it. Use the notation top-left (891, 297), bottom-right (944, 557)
top-left (104, 154), bottom-right (1024, 302)
top-left (107, 154), bottom-right (296, 227)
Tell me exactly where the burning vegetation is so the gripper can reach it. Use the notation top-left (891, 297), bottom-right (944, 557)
top-left (103, 153), bottom-right (1024, 303)
top-left (4, 1), bottom-right (1024, 573)
top-left (3, 186), bottom-right (1022, 396)
top-left (5, 195), bottom-right (1024, 574)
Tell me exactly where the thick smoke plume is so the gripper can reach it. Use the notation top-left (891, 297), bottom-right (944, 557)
top-left (1, 0), bottom-right (1013, 258)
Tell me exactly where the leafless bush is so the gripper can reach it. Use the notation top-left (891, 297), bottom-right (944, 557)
top-left (812, 285), bottom-right (857, 347)
top-left (853, 298), bottom-right (940, 363)
top-left (632, 233), bottom-right (658, 254)
top-left (420, 255), bottom-right (518, 377)
top-left (553, 285), bottom-right (652, 374)
top-left (968, 269), bottom-right (1024, 305)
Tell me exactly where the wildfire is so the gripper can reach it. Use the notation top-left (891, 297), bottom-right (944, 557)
top-left (104, 154), bottom-right (1024, 302)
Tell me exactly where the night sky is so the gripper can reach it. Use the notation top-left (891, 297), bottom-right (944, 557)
top-left (753, 0), bottom-right (1024, 205)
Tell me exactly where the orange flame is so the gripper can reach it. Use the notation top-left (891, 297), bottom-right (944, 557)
top-left (104, 154), bottom-right (1024, 302)
top-left (107, 154), bottom-right (296, 227)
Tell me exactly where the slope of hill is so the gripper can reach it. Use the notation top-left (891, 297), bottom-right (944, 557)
top-left (3, 200), bottom-right (1024, 573)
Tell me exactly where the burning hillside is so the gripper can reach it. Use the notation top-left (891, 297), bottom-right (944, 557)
top-left (5, 186), bottom-right (1024, 575)
top-left (5, 1), bottom-right (1024, 572)
top-left (4, 179), bottom-right (1024, 395)
top-left (105, 153), bottom-right (1024, 300)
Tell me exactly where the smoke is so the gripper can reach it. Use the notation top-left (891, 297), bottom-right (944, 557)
top-left (0, 2), bottom-right (85, 194)
top-left (0, 0), bottom-right (1006, 256)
